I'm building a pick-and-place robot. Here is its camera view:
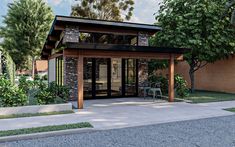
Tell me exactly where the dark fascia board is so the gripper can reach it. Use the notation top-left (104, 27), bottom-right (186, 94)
top-left (65, 43), bottom-right (190, 54)
top-left (55, 15), bottom-right (162, 32)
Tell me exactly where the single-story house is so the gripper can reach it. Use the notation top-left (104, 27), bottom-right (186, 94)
top-left (41, 15), bottom-right (189, 109)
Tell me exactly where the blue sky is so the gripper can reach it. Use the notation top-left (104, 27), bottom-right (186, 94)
top-left (0, 0), bottom-right (162, 26)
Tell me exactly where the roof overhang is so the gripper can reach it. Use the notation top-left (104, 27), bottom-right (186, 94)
top-left (65, 43), bottom-right (190, 54)
top-left (41, 16), bottom-right (163, 59)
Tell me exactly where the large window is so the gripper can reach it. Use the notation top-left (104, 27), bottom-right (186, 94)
top-left (124, 59), bottom-right (138, 96)
top-left (56, 56), bottom-right (63, 85)
top-left (111, 58), bottom-right (122, 96)
top-left (95, 58), bottom-right (108, 97)
top-left (79, 32), bottom-right (137, 45)
top-left (83, 58), bottom-right (138, 99)
top-left (84, 58), bottom-right (93, 98)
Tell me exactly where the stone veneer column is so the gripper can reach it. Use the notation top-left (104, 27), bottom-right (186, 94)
top-left (64, 57), bottom-right (78, 100)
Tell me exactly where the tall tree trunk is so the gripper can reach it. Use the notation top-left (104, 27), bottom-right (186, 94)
top-left (189, 66), bottom-right (195, 93)
top-left (189, 56), bottom-right (195, 93)
top-left (31, 56), bottom-right (35, 79)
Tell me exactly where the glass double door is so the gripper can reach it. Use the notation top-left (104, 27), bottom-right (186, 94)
top-left (83, 58), bottom-right (138, 99)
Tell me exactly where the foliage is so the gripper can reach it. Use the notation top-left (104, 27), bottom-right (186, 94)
top-left (148, 74), bottom-right (189, 98)
top-left (224, 108), bottom-right (235, 112)
top-left (18, 76), bottom-right (32, 94)
top-left (174, 74), bottom-right (189, 98)
top-left (0, 48), bottom-right (15, 84)
top-left (148, 59), bottom-right (168, 75)
top-left (153, 0), bottom-right (235, 92)
top-left (71, 0), bottom-right (134, 21)
top-left (48, 82), bottom-right (70, 101)
top-left (0, 0), bottom-right (54, 70)
top-left (35, 89), bottom-right (55, 105)
top-left (42, 74), bottom-right (48, 80)
top-left (0, 75), bottom-right (27, 107)
top-left (148, 74), bottom-right (168, 95)
top-left (0, 122), bottom-right (93, 137)
top-left (18, 76), bottom-right (46, 95)
top-left (35, 82), bottom-right (69, 105)
top-left (182, 91), bottom-right (235, 103)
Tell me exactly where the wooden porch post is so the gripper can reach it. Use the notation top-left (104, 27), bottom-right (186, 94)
top-left (77, 55), bottom-right (84, 109)
top-left (168, 54), bottom-right (174, 102)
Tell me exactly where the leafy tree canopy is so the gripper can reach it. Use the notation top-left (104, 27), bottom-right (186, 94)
top-left (152, 0), bottom-right (235, 92)
top-left (0, 0), bottom-right (54, 69)
top-left (71, 0), bottom-right (134, 21)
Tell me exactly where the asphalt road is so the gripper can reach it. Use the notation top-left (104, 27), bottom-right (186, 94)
top-left (1, 115), bottom-right (235, 147)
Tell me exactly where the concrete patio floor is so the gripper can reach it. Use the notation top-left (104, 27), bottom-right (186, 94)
top-left (0, 98), bottom-right (234, 131)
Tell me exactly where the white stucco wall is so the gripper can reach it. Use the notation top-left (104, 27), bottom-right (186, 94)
top-left (48, 58), bottom-right (56, 83)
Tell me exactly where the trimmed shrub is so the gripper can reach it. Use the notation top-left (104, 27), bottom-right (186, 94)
top-left (174, 74), bottom-right (189, 98)
top-left (35, 82), bottom-right (69, 105)
top-left (0, 75), bottom-right (27, 107)
top-left (18, 76), bottom-right (33, 94)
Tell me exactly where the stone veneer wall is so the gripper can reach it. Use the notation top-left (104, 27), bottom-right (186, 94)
top-left (64, 57), bottom-right (78, 100)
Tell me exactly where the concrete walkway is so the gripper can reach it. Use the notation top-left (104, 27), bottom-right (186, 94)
top-left (0, 98), bottom-right (234, 131)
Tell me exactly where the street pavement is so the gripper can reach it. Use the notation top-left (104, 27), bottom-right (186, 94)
top-left (1, 115), bottom-right (235, 147)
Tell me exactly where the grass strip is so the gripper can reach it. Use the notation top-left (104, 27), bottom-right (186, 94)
top-left (0, 122), bottom-right (93, 137)
top-left (224, 108), bottom-right (235, 112)
top-left (0, 111), bottom-right (74, 119)
top-left (180, 91), bottom-right (235, 103)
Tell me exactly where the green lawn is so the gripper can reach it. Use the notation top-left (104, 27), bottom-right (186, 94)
top-left (224, 108), bottom-right (235, 112)
top-left (0, 122), bottom-right (93, 137)
top-left (0, 111), bottom-right (74, 119)
top-left (181, 91), bottom-right (235, 103)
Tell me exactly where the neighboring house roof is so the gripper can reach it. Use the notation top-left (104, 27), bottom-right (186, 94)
top-left (35, 60), bottom-right (48, 72)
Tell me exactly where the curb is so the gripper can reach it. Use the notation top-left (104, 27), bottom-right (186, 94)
top-left (0, 128), bottom-right (95, 143)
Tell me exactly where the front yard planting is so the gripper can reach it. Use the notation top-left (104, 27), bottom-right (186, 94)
top-left (0, 75), bottom-right (69, 107)
top-left (181, 91), bottom-right (235, 103)
top-left (0, 122), bottom-right (93, 137)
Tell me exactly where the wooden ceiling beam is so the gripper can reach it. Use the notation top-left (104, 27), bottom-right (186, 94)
top-left (45, 45), bottom-right (54, 50)
top-left (48, 36), bottom-right (59, 41)
top-left (54, 25), bottom-right (65, 31)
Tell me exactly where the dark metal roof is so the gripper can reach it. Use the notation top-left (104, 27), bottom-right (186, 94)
top-left (65, 43), bottom-right (190, 54)
top-left (54, 15), bottom-right (162, 32)
top-left (41, 16), bottom-right (191, 60)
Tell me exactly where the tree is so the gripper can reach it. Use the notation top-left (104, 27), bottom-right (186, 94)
top-left (71, 0), bottom-right (134, 21)
top-left (152, 0), bottom-right (235, 92)
top-left (0, 0), bottom-right (53, 77)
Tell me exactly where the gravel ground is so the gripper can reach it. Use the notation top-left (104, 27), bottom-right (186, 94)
top-left (1, 115), bottom-right (235, 147)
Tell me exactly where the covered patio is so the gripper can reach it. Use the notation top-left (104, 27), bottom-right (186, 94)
top-left (41, 16), bottom-right (189, 109)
